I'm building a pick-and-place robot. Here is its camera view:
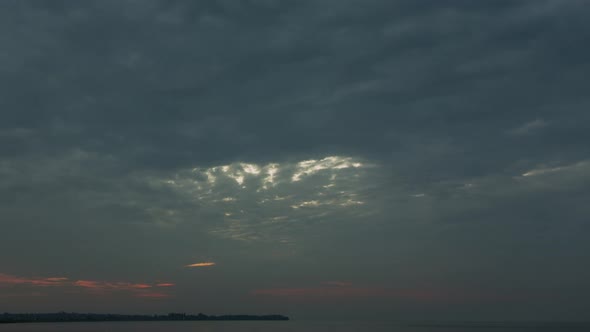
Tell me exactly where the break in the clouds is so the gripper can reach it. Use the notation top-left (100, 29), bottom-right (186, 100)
top-left (153, 155), bottom-right (372, 242)
top-left (1, 0), bottom-right (590, 321)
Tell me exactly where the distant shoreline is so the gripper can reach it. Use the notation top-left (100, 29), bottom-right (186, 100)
top-left (0, 312), bottom-right (289, 324)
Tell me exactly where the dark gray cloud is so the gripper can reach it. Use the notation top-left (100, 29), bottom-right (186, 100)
top-left (1, 0), bottom-right (589, 321)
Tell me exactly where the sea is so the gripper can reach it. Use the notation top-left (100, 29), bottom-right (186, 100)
top-left (1, 321), bottom-right (588, 332)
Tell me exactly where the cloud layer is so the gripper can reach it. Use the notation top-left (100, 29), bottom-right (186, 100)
top-left (0, 0), bottom-right (589, 321)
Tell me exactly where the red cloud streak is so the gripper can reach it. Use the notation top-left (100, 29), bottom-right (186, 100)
top-left (0, 272), bottom-right (173, 298)
top-left (74, 280), bottom-right (153, 291)
top-left (0, 273), bottom-right (69, 287)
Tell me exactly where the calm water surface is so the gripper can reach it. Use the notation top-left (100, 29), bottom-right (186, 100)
top-left (0, 321), bottom-right (586, 332)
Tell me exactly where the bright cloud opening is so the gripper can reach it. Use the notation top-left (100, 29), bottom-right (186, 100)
top-left (154, 155), bottom-right (373, 242)
top-left (292, 156), bottom-right (364, 182)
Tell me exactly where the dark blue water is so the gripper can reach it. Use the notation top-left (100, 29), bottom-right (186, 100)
top-left (0, 321), bottom-right (587, 332)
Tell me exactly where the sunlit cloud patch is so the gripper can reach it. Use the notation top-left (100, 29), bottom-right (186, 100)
top-left (291, 156), bottom-right (363, 182)
top-left (520, 160), bottom-right (589, 177)
top-left (154, 155), bottom-right (376, 242)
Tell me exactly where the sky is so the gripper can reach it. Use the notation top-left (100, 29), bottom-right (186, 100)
top-left (1, 0), bottom-right (590, 322)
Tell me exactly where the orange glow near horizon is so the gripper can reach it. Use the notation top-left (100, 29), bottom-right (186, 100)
top-left (136, 292), bottom-right (170, 298)
top-left (252, 286), bottom-right (521, 303)
top-left (185, 262), bottom-right (216, 268)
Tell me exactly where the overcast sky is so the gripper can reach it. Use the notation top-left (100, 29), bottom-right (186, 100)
top-left (1, 0), bottom-right (590, 322)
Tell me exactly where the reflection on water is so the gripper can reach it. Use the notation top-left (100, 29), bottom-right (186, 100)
top-left (1, 321), bottom-right (588, 332)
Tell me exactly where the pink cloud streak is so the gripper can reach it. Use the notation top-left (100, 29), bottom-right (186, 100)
top-left (0, 272), bottom-right (174, 298)
top-left (0, 273), bottom-right (69, 287)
